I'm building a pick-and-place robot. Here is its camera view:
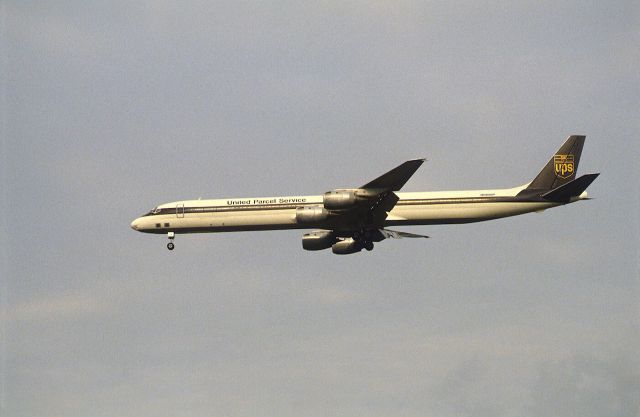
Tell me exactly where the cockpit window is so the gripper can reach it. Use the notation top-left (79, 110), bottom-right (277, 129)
top-left (148, 207), bottom-right (161, 215)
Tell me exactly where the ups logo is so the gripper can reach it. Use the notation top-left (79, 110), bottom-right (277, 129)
top-left (554, 154), bottom-right (574, 178)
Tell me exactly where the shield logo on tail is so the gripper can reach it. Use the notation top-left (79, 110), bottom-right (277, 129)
top-left (554, 154), bottom-right (575, 179)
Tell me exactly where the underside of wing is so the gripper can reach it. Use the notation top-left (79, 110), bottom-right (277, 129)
top-left (379, 229), bottom-right (430, 239)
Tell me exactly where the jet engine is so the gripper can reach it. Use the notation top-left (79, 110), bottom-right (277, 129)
top-left (302, 230), bottom-right (336, 251)
top-left (295, 206), bottom-right (328, 223)
top-left (331, 238), bottom-right (362, 255)
top-left (323, 189), bottom-right (357, 209)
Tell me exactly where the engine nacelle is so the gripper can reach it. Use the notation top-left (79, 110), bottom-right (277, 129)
top-left (302, 230), bottom-right (336, 251)
top-left (323, 189), bottom-right (357, 210)
top-left (295, 206), bottom-right (328, 223)
top-left (331, 238), bottom-right (362, 255)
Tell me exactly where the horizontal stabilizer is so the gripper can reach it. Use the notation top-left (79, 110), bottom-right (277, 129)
top-left (542, 173), bottom-right (600, 202)
top-left (361, 159), bottom-right (425, 191)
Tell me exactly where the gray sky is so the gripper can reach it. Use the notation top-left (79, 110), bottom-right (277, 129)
top-left (2, 1), bottom-right (639, 416)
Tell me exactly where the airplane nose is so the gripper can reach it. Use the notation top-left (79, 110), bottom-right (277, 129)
top-left (130, 219), bottom-right (139, 230)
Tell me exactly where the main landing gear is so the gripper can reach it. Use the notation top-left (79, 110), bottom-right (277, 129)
top-left (352, 230), bottom-right (375, 251)
top-left (167, 232), bottom-right (175, 250)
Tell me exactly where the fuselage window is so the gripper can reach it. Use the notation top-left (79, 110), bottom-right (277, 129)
top-left (155, 223), bottom-right (161, 228)
top-left (164, 223), bottom-right (170, 227)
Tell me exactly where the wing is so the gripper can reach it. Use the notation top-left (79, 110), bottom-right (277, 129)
top-left (362, 158), bottom-right (425, 226)
top-left (327, 159), bottom-right (425, 230)
top-left (324, 227), bottom-right (429, 255)
top-left (309, 160), bottom-right (428, 254)
top-left (360, 158), bottom-right (426, 191)
top-left (362, 159), bottom-right (425, 227)
top-left (378, 229), bottom-right (430, 239)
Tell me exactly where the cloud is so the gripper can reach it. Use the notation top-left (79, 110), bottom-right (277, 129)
top-left (530, 354), bottom-right (640, 417)
top-left (3, 291), bottom-right (109, 323)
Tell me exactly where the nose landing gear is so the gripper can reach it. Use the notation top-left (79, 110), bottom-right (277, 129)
top-left (167, 232), bottom-right (175, 250)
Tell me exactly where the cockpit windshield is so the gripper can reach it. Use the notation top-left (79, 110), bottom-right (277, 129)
top-left (147, 207), bottom-right (161, 215)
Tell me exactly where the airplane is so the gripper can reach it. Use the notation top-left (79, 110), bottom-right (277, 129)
top-left (130, 135), bottom-right (599, 254)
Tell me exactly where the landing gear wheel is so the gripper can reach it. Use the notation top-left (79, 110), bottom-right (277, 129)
top-left (364, 241), bottom-right (374, 251)
top-left (167, 231), bottom-right (175, 251)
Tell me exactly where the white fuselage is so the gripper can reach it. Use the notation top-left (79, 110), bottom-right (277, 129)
top-left (130, 185), bottom-right (571, 235)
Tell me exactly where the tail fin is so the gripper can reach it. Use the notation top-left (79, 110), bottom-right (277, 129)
top-left (526, 135), bottom-right (585, 191)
